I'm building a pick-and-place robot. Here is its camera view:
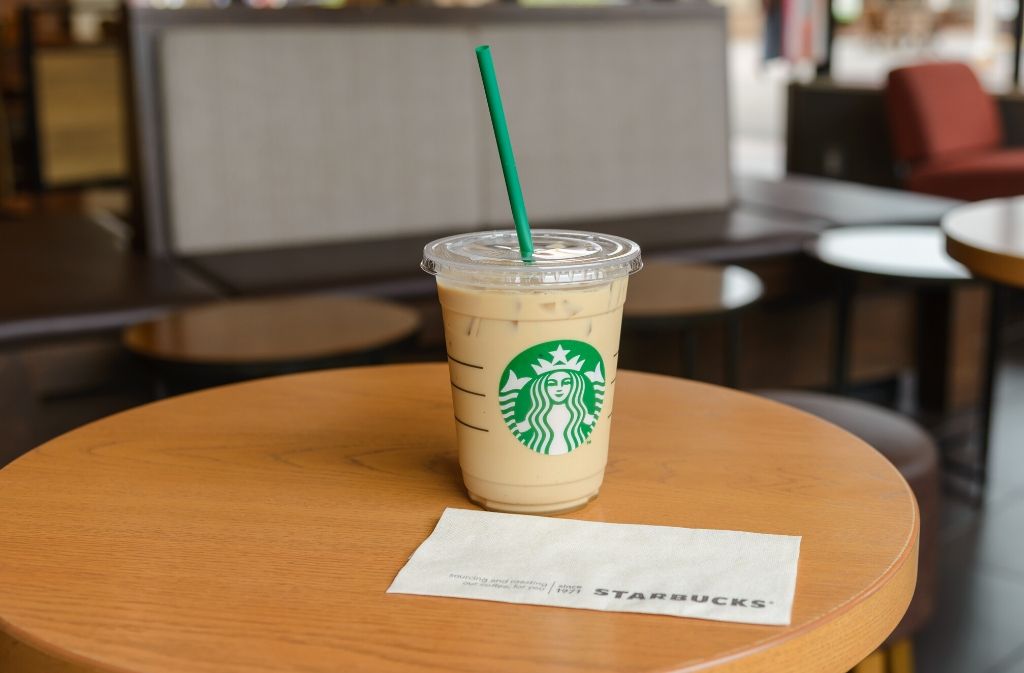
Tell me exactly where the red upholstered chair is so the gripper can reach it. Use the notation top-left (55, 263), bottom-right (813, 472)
top-left (885, 62), bottom-right (1024, 200)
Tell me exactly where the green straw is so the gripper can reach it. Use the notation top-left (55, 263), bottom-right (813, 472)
top-left (475, 45), bottom-right (533, 262)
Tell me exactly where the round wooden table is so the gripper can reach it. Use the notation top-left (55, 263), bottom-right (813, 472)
top-left (943, 197), bottom-right (1024, 288)
top-left (942, 199), bottom-right (1024, 497)
top-left (122, 294), bottom-right (421, 388)
top-left (623, 261), bottom-right (764, 385)
top-left (0, 364), bottom-right (918, 673)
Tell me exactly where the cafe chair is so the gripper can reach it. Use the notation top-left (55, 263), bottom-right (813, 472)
top-left (885, 61), bottom-right (1024, 201)
top-left (758, 390), bottom-right (939, 673)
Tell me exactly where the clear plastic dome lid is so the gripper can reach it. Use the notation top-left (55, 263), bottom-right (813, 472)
top-left (422, 230), bottom-right (642, 288)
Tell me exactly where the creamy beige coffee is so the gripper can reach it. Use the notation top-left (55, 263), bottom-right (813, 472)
top-left (423, 230), bottom-right (642, 514)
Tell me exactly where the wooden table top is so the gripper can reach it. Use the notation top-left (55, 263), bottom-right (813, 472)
top-left (811, 225), bottom-right (970, 281)
top-left (943, 197), bottom-right (1024, 288)
top-left (122, 294), bottom-right (422, 364)
top-left (0, 364), bottom-right (918, 673)
top-left (624, 261), bottom-right (763, 324)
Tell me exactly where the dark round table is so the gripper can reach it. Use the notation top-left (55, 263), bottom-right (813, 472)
top-left (623, 260), bottom-right (764, 386)
top-left (123, 294), bottom-right (422, 392)
top-left (813, 226), bottom-right (970, 282)
top-left (808, 225), bottom-right (972, 391)
top-left (809, 225), bottom-right (977, 497)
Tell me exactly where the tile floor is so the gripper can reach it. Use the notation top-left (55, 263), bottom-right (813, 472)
top-left (916, 336), bottom-right (1024, 673)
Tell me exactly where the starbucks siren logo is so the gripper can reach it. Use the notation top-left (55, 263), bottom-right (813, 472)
top-left (499, 340), bottom-right (606, 455)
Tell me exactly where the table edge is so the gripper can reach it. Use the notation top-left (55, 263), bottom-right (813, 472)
top-left (945, 233), bottom-right (1024, 288)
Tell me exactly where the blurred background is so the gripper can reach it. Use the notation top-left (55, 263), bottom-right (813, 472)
top-left (2, 0), bottom-right (1024, 671)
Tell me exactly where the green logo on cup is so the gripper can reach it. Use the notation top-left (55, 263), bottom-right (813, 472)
top-left (499, 340), bottom-right (605, 455)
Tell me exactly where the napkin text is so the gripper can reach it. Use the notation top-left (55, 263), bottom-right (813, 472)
top-left (594, 588), bottom-right (767, 608)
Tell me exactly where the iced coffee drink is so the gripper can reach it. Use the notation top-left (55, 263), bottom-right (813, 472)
top-left (422, 230), bottom-right (642, 514)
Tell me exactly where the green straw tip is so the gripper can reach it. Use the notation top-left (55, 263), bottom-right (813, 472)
top-left (475, 45), bottom-right (491, 55)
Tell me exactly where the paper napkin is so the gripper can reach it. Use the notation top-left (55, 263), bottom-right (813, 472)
top-left (388, 508), bottom-right (801, 626)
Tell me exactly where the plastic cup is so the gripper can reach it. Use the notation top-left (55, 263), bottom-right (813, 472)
top-left (422, 229), bottom-right (642, 514)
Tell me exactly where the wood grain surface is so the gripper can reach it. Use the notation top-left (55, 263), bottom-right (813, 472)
top-left (0, 364), bottom-right (918, 673)
top-left (944, 198), bottom-right (1024, 288)
top-left (121, 294), bottom-right (421, 364)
